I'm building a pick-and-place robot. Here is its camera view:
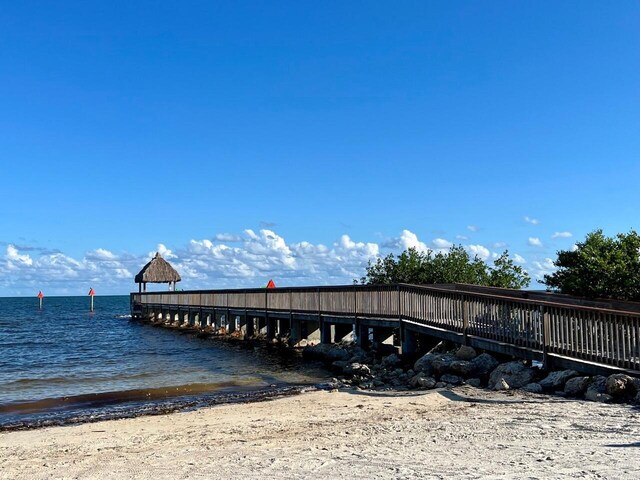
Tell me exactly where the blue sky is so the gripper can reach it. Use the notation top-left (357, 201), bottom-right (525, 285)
top-left (1, 2), bottom-right (639, 296)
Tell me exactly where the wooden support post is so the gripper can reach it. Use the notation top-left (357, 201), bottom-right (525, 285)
top-left (462, 294), bottom-right (469, 346)
top-left (542, 306), bottom-right (551, 370)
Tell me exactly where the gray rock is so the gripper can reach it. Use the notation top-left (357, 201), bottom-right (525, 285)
top-left (331, 360), bottom-right (349, 373)
top-left (348, 353), bottom-right (370, 364)
top-left (606, 374), bottom-right (636, 398)
top-left (494, 378), bottom-right (510, 391)
top-left (435, 382), bottom-right (447, 388)
top-left (634, 391), bottom-right (640, 406)
top-left (413, 353), bottom-right (456, 376)
top-left (303, 344), bottom-right (350, 362)
top-left (465, 378), bottom-right (482, 388)
top-left (382, 353), bottom-right (401, 367)
top-left (564, 376), bottom-right (590, 397)
top-left (413, 353), bottom-right (437, 375)
top-left (449, 360), bottom-right (477, 378)
top-left (585, 389), bottom-right (613, 403)
top-left (522, 383), bottom-right (543, 393)
top-left (471, 353), bottom-right (500, 378)
top-left (440, 374), bottom-right (463, 385)
top-left (488, 361), bottom-right (537, 390)
top-left (431, 354), bottom-right (457, 376)
top-left (409, 372), bottom-right (426, 388)
top-left (539, 370), bottom-right (579, 391)
top-left (343, 363), bottom-right (371, 377)
top-left (416, 376), bottom-right (437, 389)
top-left (585, 376), bottom-right (613, 403)
top-left (589, 375), bottom-right (608, 393)
top-left (455, 345), bottom-right (477, 360)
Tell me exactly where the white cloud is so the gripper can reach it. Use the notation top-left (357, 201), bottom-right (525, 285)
top-left (524, 216), bottom-right (540, 225)
top-left (214, 233), bottom-right (241, 242)
top-left (6, 245), bottom-right (33, 267)
top-left (528, 237), bottom-right (543, 247)
top-left (467, 244), bottom-right (491, 261)
top-left (467, 225), bottom-right (479, 232)
top-left (456, 235), bottom-right (468, 241)
top-left (493, 242), bottom-right (508, 249)
top-left (432, 238), bottom-right (452, 249)
top-left (513, 254), bottom-right (526, 264)
top-left (153, 243), bottom-right (176, 259)
top-left (552, 231), bottom-right (573, 239)
top-left (0, 227), bottom-right (539, 296)
top-left (397, 230), bottom-right (429, 253)
top-left (90, 248), bottom-right (116, 260)
top-left (530, 258), bottom-right (556, 280)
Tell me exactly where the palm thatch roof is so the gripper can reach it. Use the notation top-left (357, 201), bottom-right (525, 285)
top-left (134, 252), bottom-right (181, 284)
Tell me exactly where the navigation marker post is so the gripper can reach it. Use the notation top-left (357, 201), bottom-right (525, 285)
top-left (88, 287), bottom-right (96, 312)
top-left (37, 291), bottom-right (44, 310)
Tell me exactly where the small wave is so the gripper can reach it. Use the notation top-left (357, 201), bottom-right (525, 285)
top-left (1, 371), bottom-right (161, 390)
top-left (115, 314), bottom-right (132, 319)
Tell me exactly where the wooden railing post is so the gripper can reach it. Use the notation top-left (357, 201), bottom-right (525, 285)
top-left (542, 305), bottom-right (550, 370)
top-left (462, 294), bottom-right (469, 346)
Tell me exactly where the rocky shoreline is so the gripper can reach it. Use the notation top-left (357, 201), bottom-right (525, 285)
top-left (304, 341), bottom-right (640, 406)
top-left (155, 320), bottom-right (640, 406)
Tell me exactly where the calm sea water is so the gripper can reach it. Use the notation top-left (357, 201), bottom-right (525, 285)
top-left (0, 295), bottom-right (329, 429)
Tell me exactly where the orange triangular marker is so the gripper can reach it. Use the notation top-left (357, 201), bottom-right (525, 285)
top-left (88, 288), bottom-right (96, 296)
top-left (266, 279), bottom-right (276, 289)
top-left (37, 291), bottom-right (44, 299)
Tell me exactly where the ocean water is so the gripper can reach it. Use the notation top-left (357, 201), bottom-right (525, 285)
top-left (0, 295), bottom-right (330, 429)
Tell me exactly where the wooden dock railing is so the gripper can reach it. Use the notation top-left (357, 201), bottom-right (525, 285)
top-left (131, 284), bottom-right (640, 374)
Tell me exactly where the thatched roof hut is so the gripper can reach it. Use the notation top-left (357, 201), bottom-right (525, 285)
top-left (135, 252), bottom-right (181, 292)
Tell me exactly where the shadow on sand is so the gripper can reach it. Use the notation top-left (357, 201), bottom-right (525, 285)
top-left (604, 442), bottom-right (640, 448)
top-left (342, 387), bottom-right (555, 405)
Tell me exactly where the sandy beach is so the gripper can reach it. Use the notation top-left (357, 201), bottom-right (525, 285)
top-left (2, 386), bottom-right (639, 479)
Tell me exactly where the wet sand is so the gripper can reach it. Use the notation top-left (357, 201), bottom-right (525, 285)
top-left (1, 386), bottom-right (639, 479)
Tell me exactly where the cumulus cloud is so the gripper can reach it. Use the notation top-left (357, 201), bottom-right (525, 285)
top-left (0, 227), bottom-right (516, 296)
top-left (467, 244), bottom-right (491, 261)
top-left (395, 230), bottom-right (429, 253)
top-left (493, 242), bottom-right (508, 249)
top-left (528, 237), bottom-right (543, 247)
top-left (88, 248), bottom-right (116, 260)
top-left (552, 231), bottom-right (573, 239)
top-left (432, 238), bottom-right (452, 249)
top-left (153, 243), bottom-right (176, 259)
top-left (530, 258), bottom-right (556, 280)
top-left (467, 225), bottom-right (480, 232)
top-left (214, 233), bottom-right (241, 242)
top-left (6, 245), bottom-right (33, 267)
top-left (524, 216), bottom-right (540, 225)
top-left (456, 235), bottom-right (468, 241)
top-left (513, 254), bottom-right (526, 264)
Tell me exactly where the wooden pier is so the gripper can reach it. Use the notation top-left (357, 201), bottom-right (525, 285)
top-left (131, 283), bottom-right (640, 377)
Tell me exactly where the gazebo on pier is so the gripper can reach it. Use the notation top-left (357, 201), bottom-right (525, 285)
top-left (134, 252), bottom-right (181, 292)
